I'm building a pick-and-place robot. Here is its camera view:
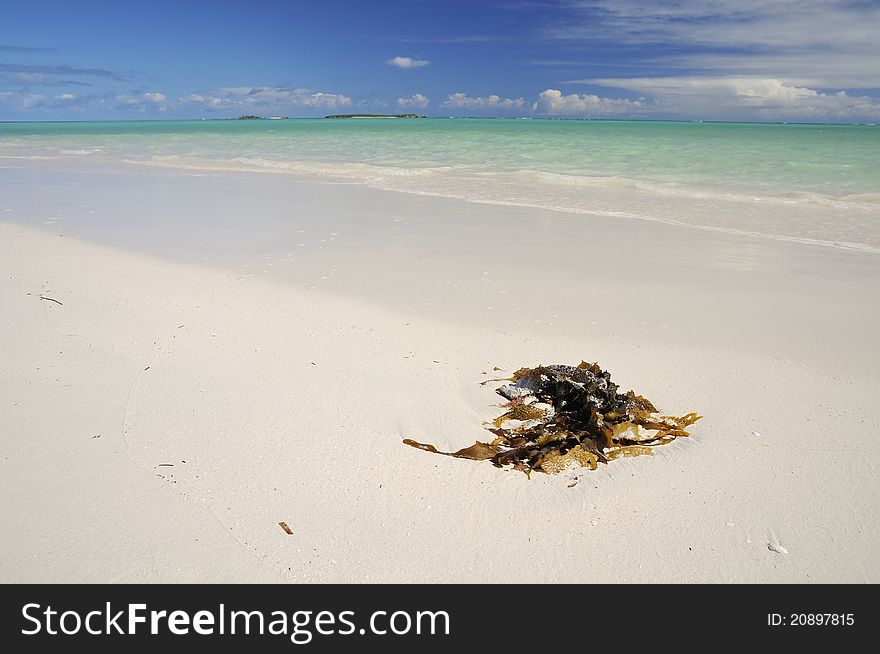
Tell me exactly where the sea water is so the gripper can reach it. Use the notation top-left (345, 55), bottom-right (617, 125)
top-left (1, 118), bottom-right (878, 250)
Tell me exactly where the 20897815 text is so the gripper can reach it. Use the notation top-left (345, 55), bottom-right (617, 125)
top-left (768, 613), bottom-right (855, 627)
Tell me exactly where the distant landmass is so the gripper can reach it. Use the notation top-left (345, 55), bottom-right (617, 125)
top-left (235, 115), bottom-right (288, 120)
top-left (324, 113), bottom-right (426, 119)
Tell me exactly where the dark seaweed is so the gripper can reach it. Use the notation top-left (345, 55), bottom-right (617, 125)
top-left (404, 360), bottom-right (701, 475)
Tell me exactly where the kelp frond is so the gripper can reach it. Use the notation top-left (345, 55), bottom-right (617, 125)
top-left (405, 360), bottom-right (701, 476)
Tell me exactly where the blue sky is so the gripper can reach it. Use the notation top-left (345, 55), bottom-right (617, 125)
top-left (1, 0), bottom-right (878, 122)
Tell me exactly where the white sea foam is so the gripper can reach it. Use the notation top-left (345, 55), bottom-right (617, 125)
top-left (0, 154), bottom-right (54, 160)
top-left (513, 169), bottom-right (635, 188)
top-left (59, 148), bottom-right (101, 156)
top-left (234, 156), bottom-right (446, 178)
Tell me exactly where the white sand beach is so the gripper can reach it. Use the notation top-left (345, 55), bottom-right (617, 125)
top-left (1, 160), bottom-right (878, 583)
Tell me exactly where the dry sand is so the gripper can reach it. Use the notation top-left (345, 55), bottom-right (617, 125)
top-left (1, 162), bottom-right (878, 582)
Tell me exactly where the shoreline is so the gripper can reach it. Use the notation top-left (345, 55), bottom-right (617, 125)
top-left (3, 157), bottom-right (879, 254)
top-left (1, 161), bottom-right (878, 582)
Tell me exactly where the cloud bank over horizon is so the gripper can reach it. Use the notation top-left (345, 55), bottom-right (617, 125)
top-left (179, 87), bottom-right (352, 112)
top-left (5, 80), bottom-right (879, 121)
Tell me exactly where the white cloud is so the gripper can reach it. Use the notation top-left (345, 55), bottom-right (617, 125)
top-left (21, 93), bottom-right (45, 109)
top-left (541, 1), bottom-right (880, 88)
top-left (544, 0), bottom-right (879, 52)
top-left (441, 92), bottom-right (526, 111)
top-left (179, 86), bottom-right (352, 112)
top-left (534, 88), bottom-right (648, 116)
top-left (582, 76), bottom-right (880, 120)
top-left (303, 91), bottom-right (351, 108)
top-left (0, 90), bottom-right (102, 112)
top-left (397, 93), bottom-right (429, 109)
top-left (386, 56), bottom-right (430, 69)
top-left (115, 91), bottom-right (167, 112)
top-left (180, 93), bottom-right (211, 104)
top-left (432, 80), bottom-right (880, 121)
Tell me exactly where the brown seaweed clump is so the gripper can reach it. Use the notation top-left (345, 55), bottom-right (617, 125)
top-left (404, 361), bottom-right (701, 476)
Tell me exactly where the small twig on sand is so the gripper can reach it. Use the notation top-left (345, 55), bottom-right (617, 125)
top-left (39, 295), bottom-right (63, 305)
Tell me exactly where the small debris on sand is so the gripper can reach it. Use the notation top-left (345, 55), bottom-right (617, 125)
top-left (279, 522), bottom-right (294, 535)
top-left (768, 541), bottom-right (789, 555)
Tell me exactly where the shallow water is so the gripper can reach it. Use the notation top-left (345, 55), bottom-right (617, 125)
top-left (2, 118), bottom-right (878, 249)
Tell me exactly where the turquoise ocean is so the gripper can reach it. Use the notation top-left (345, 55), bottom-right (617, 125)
top-left (2, 118), bottom-right (878, 250)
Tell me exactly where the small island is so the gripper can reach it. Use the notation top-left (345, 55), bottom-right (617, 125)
top-left (324, 113), bottom-right (426, 119)
top-left (235, 115), bottom-right (288, 120)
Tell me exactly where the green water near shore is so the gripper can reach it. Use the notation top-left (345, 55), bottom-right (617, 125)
top-left (2, 118), bottom-right (878, 250)
top-left (2, 118), bottom-right (878, 197)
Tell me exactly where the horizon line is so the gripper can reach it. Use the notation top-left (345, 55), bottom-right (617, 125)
top-left (1, 116), bottom-right (877, 127)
